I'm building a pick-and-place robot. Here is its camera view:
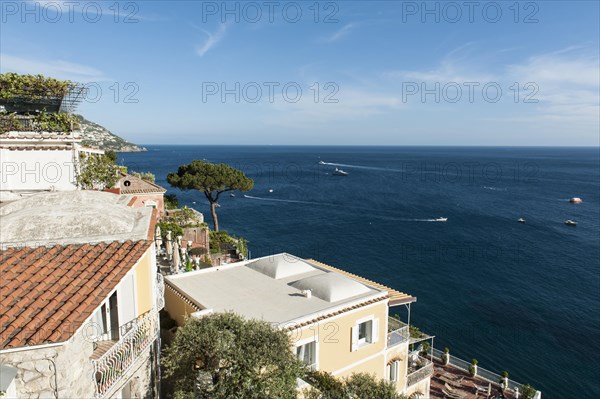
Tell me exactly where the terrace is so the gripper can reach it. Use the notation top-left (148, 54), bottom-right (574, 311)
top-left (429, 350), bottom-right (541, 399)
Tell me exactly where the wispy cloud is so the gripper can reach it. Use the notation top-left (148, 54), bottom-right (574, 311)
top-left (0, 54), bottom-right (108, 82)
top-left (322, 23), bottom-right (356, 43)
top-left (196, 24), bottom-right (228, 57)
top-left (386, 43), bottom-right (495, 83)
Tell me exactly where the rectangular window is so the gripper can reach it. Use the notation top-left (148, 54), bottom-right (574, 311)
top-left (389, 361), bottom-right (399, 382)
top-left (296, 341), bottom-right (317, 369)
top-left (358, 320), bottom-right (373, 345)
top-left (351, 317), bottom-right (379, 351)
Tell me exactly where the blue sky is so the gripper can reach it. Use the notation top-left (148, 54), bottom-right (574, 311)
top-left (1, 1), bottom-right (599, 145)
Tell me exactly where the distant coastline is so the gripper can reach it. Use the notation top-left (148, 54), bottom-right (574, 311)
top-left (76, 114), bottom-right (146, 152)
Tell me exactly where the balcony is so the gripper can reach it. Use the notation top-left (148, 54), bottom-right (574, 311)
top-left (91, 310), bottom-right (158, 398)
top-left (406, 355), bottom-right (434, 387)
top-left (387, 317), bottom-right (409, 348)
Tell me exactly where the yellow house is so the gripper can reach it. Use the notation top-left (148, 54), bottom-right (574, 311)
top-left (164, 253), bottom-right (432, 398)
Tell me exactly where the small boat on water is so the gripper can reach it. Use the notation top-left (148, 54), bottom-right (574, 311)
top-left (333, 168), bottom-right (349, 176)
top-left (319, 161), bottom-right (326, 165)
top-left (268, 189), bottom-right (274, 193)
top-left (564, 219), bottom-right (577, 226)
top-left (230, 193), bottom-right (235, 197)
top-left (518, 218), bottom-right (526, 223)
top-left (434, 217), bottom-right (448, 222)
top-left (569, 197), bottom-right (583, 204)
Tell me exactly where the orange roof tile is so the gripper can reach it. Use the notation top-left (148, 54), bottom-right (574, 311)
top-left (118, 174), bottom-right (166, 194)
top-left (0, 240), bottom-right (152, 349)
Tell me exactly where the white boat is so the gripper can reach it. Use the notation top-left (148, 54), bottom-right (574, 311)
top-left (569, 197), bottom-right (583, 203)
top-left (268, 189), bottom-right (274, 193)
top-left (518, 218), bottom-right (526, 223)
top-left (333, 168), bottom-right (349, 176)
top-left (319, 160), bottom-right (326, 165)
top-left (230, 193), bottom-right (235, 197)
top-left (434, 217), bottom-right (448, 222)
top-left (564, 219), bottom-right (577, 226)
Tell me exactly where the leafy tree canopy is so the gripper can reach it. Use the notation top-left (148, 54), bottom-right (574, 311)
top-left (303, 370), bottom-right (405, 399)
top-left (130, 171), bottom-right (155, 183)
top-left (167, 160), bottom-right (253, 231)
top-left (163, 312), bottom-right (304, 399)
top-left (76, 152), bottom-right (119, 190)
top-left (164, 193), bottom-right (179, 209)
top-left (167, 160), bottom-right (253, 194)
top-left (0, 72), bottom-right (72, 100)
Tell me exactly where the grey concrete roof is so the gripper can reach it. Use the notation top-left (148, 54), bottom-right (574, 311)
top-left (165, 254), bottom-right (385, 325)
top-left (0, 190), bottom-right (153, 247)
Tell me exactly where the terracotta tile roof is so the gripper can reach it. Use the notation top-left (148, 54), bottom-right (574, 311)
top-left (0, 240), bottom-right (152, 350)
top-left (306, 259), bottom-right (416, 306)
top-left (284, 296), bottom-right (388, 331)
top-left (117, 174), bottom-right (166, 194)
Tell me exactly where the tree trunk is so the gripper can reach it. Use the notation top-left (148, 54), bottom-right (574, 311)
top-left (210, 202), bottom-right (219, 231)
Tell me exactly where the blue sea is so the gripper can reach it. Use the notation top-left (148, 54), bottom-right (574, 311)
top-left (120, 146), bottom-right (599, 399)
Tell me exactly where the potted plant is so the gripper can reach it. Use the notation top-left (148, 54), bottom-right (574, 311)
top-left (420, 342), bottom-right (431, 358)
top-left (520, 384), bottom-right (536, 399)
top-left (501, 371), bottom-right (509, 389)
top-left (441, 347), bottom-right (450, 365)
top-left (468, 358), bottom-right (478, 377)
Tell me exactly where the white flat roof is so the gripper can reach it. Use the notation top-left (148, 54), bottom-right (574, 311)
top-left (165, 253), bottom-right (387, 325)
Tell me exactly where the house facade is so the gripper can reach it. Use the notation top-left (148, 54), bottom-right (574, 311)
top-left (0, 191), bottom-right (164, 399)
top-left (163, 253), bottom-right (432, 398)
top-left (105, 173), bottom-right (167, 219)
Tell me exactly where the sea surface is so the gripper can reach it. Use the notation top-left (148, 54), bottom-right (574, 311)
top-left (120, 146), bottom-right (600, 399)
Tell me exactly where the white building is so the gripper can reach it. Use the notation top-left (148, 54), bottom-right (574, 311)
top-left (0, 131), bottom-right (102, 201)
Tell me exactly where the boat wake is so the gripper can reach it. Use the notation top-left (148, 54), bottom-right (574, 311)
top-left (482, 186), bottom-right (507, 191)
top-left (244, 195), bottom-right (448, 222)
top-left (319, 161), bottom-right (403, 173)
top-left (243, 195), bottom-right (327, 206)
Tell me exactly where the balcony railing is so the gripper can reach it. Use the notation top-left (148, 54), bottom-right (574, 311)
top-left (156, 274), bottom-right (165, 311)
top-left (387, 317), bottom-right (409, 348)
top-left (91, 310), bottom-right (158, 398)
top-left (406, 356), bottom-right (434, 387)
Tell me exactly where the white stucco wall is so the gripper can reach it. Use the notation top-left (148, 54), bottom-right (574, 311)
top-left (0, 148), bottom-right (78, 192)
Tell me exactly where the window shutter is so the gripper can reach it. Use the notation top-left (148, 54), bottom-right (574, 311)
top-left (371, 318), bottom-right (379, 343)
top-left (386, 364), bottom-right (391, 380)
top-left (351, 325), bottom-right (359, 352)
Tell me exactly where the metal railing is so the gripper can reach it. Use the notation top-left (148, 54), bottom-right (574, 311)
top-left (387, 317), bottom-right (409, 348)
top-left (156, 274), bottom-right (165, 311)
top-left (432, 348), bottom-right (542, 398)
top-left (91, 310), bottom-right (158, 398)
top-left (407, 357), bottom-right (434, 387)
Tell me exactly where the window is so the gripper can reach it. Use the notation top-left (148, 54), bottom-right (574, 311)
top-left (351, 317), bottom-right (379, 351)
top-left (389, 361), bottom-right (399, 382)
top-left (296, 341), bottom-right (317, 369)
top-left (358, 320), bottom-right (372, 345)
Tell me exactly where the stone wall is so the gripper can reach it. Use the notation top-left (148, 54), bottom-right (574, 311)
top-left (0, 329), bottom-right (95, 399)
top-left (0, 329), bottom-right (157, 399)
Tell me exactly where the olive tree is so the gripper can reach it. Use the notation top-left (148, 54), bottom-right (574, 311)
top-left (163, 312), bottom-right (304, 399)
top-left (302, 370), bottom-right (405, 399)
